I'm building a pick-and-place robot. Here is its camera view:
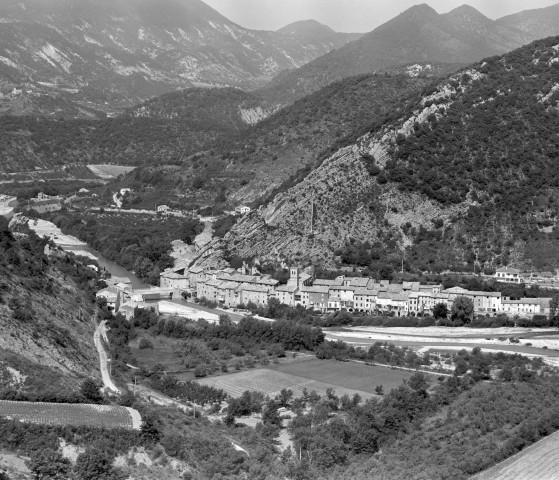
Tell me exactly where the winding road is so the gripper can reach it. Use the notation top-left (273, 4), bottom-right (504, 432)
top-left (94, 320), bottom-right (120, 394)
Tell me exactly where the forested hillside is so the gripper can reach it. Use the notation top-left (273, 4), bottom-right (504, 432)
top-left (0, 216), bottom-right (103, 400)
top-left (0, 87), bottom-right (255, 172)
top-left (213, 36), bottom-right (559, 273)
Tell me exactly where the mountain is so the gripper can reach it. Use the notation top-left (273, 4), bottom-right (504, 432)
top-left (207, 36), bottom-right (559, 274)
top-left (277, 19), bottom-right (362, 44)
top-left (0, 0), bottom-right (361, 117)
top-left (258, 3), bottom-right (557, 106)
top-left (498, 3), bottom-right (559, 39)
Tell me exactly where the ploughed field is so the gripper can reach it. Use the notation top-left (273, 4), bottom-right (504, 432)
top-left (196, 358), bottom-right (423, 399)
top-left (473, 428), bottom-right (559, 480)
top-left (0, 400), bottom-right (140, 430)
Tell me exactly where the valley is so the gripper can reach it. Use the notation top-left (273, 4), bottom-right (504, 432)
top-left (3, 0), bottom-right (559, 479)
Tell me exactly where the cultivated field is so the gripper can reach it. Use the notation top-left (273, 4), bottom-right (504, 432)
top-left (268, 358), bottom-right (422, 393)
top-left (473, 429), bottom-right (559, 480)
top-left (88, 164), bottom-right (136, 179)
top-left (196, 368), bottom-right (376, 399)
top-left (0, 400), bottom-right (141, 430)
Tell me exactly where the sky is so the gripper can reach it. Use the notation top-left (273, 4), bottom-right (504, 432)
top-left (203, 0), bottom-right (559, 32)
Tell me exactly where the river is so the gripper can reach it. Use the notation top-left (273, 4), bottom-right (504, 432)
top-left (61, 244), bottom-right (149, 289)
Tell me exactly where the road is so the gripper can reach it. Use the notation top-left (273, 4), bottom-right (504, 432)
top-left (94, 321), bottom-right (120, 394)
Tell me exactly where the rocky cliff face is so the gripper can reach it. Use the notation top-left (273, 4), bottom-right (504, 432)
top-left (0, 0), bottom-right (360, 116)
top-left (212, 38), bottom-right (559, 272)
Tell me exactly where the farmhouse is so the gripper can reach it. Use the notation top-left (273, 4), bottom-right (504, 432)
top-left (495, 267), bottom-right (521, 284)
top-left (28, 192), bottom-right (63, 213)
top-left (235, 205), bottom-right (251, 215)
top-left (157, 205), bottom-right (170, 214)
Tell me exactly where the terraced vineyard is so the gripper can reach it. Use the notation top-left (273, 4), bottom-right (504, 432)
top-left (473, 429), bottom-right (559, 480)
top-left (196, 369), bottom-right (375, 400)
top-left (0, 400), bottom-right (141, 430)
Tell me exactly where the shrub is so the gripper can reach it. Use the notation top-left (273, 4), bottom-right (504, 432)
top-left (138, 338), bottom-right (154, 350)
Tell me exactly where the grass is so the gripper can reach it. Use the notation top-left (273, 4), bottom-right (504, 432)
top-left (196, 357), bottom-right (430, 399)
top-left (196, 368), bottom-right (376, 400)
top-left (268, 358), bottom-right (424, 394)
top-left (472, 428), bottom-right (559, 480)
top-left (132, 335), bottom-right (188, 374)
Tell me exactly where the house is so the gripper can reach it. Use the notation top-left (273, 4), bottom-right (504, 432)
top-left (235, 205), bottom-right (251, 215)
top-left (157, 205), bottom-right (170, 214)
top-left (495, 267), bottom-right (521, 284)
top-left (353, 287), bottom-right (378, 313)
top-left (501, 298), bottom-right (551, 317)
top-left (160, 270), bottom-right (190, 290)
top-left (444, 287), bottom-right (502, 313)
top-left (96, 287), bottom-right (120, 311)
top-left (276, 284), bottom-right (299, 307)
top-left (240, 284), bottom-right (274, 307)
top-left (302, 286), bottom-right (330, 312)
top-left (376, 292), bottom-right (410, 316)
top-left (28, 193), bottom-right (63, 213)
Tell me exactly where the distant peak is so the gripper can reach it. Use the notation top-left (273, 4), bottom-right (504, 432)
top-left (447, 4), bottom-right (489, 19)
top-left (278, 19), bottom-right (336, 36)
top-left (404, 3), bottom-right (439, 16)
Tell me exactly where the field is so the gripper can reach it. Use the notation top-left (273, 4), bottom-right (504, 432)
top-left (0, 400), bottom-right (141, 430)
top-left (132, 334), bottom-right (190, 374)
top-left (196, 358), bottom-right (425, 399)
top-left (88, 164), bottom-right (136, 179)
top-left (196, 368), bottom-right (376, 399)
top-left (269, 358), bottom-right (425, 393)
top-left (473, 429), bottom-right (559, 480)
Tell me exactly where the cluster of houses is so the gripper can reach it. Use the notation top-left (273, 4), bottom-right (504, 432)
top-left (157, 264), bottom-right (553, 318)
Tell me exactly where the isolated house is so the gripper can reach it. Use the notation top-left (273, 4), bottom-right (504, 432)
top-left (495, 267), bottom-right (521, 284)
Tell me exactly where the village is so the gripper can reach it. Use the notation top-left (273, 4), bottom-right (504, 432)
top-left (97, 262), bottom-right (554, 321)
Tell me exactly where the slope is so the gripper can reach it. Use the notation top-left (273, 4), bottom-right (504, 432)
top-left (0, 216), bottom-right (103, 400)
top-left (212, 36), bottom-right (559, 273)
top-left (113, 73), bottom-right (430, 211)
top-left (258, 3), bottom-right (554, 106)
top-left (498, 3), bottom-right (559, 40)
top-left (0, 0), bottom-right (361, 117)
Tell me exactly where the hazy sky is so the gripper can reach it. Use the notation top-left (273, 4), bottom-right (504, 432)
top-left (203, 0), bottom-right (559, 32)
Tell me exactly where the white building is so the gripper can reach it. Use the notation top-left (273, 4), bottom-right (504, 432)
top-left (495, 267), bottom-right (521, 284)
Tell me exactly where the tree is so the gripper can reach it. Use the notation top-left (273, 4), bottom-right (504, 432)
top-left (277, 388), bottom-right (293, 408)
top-left (549, 293), bottom-right (559, 325)
top-left (262, 399), bottom-right (282, 427)
top-left (29, 449), bottom-right (70, 480)
top-left (81, 378), bottom-right (102, 403)
top-left (451, 296), bottom-right (474, 325)
top-left (375, 385), bottom-right (384, 396)
top-left (433, 302), bottom-right (449, 319)
top-left (407, 372), bottom-right (428, 394)
top-left (74, 448), bottom-right (122, 480)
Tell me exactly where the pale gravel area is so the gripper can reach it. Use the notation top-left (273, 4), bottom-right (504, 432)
top-left (327, 331), bottom-right (526, 345)
top-left (345, 326), bottom-right (558, 337)
top-left (27, 219), bottom-right (86, 246)
top-left (66, 249), bottom-right (98, 260)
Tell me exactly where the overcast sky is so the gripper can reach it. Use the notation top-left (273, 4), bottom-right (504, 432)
top-left (203, 0), bottom-right (559, 32)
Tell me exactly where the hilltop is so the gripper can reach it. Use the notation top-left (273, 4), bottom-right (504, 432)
top-left (209, 36), bottom-right (559, 274)
top-left (259, 3), bottom-right (559, 105)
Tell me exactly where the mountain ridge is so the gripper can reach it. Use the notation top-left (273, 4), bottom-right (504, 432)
top-left (0, 0), bottom-right (362, 117)
top-left (259, 2), bottom-right (559, 106)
